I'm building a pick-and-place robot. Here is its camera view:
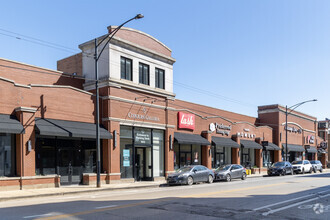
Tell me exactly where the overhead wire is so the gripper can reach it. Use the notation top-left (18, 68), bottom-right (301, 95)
top-left (0, 27), bottom-right (258, 109)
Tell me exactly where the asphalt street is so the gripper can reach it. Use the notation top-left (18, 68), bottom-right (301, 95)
top-left (0, 172), bottom-right (329, 220)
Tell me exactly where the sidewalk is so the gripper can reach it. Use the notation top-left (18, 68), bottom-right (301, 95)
top-left (0, 169), bottom-right (328, 202)
top-left (0, 180), bottom-right (167, 202)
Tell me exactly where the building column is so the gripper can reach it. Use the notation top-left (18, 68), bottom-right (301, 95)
top-left (15, 107), bottom-right (37, 177)
top-left (201, 131), bottom-right (212, 169)
top-left (165, 128), bottom-right (174, 177)
top-left (255, 138), bottom-right (263, 168)
top-left (232, 135), bottom-right (240, 165)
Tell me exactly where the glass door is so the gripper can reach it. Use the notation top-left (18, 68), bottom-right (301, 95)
top-left (58, 148), bottom-right (82, 185)
top-left (135, 146), bottom-right (153, 181)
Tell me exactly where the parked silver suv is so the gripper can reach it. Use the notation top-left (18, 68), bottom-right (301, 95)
top-left (292, 160), bottom-right (313, 174)
top-left (310, 160), bottom-right (323, 173)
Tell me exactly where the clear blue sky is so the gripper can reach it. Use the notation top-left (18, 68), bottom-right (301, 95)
top-left (1, 1), bottom-right (329, 120)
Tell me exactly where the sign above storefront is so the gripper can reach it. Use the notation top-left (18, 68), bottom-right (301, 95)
top-left (209, 123), bottom-right (231, 136)
top-left (237, 132), bottom-right (256, 139)
top-left (285, 125), bottom-right (302, 134)
top-left (307, 135), bottom-right (315, 144)
top-left (178, 112), bottom-right (195, 130)
top-left (127, 107), bottom-right (160, 122)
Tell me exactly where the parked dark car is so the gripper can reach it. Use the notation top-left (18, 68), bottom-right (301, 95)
top-left (268, 161), bottom-right (293, 176)
top-left (167, 165), bottom-right (214, 186)
top-left (214, 164), bottom-right (247, 182)
top-left (310, 160), bottom-right (323, 173)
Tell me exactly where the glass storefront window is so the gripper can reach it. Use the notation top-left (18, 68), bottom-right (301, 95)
top-left (153, 130), bottom-right (164, 177)
top-left (241, 148), bottom-right (255, 168)
top-left (192, 145), bottom-right (201, 165)
top-left (0, 134), bottom-right (15, 177)
top-left (120, 137), bottom-right (133, 179)
top-left (262, 150), bottom-right (271, 167)
top-left (173, 144), bottom-right (202, 169)
top-left (212, 146), bottom-right (232, 168)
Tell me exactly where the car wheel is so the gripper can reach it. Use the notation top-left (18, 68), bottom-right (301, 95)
top-left (187, 176), bottom-right (194, 186)
top-left (320, 168), bottom-right (323, 173)
top-left (313, 168), bottom-right (317, 173)
top-left (309, 168), bottom-right (313, 173)
top-left (241, 173), bottom-right (247, 180)
top-left (302, 168), bottom-right (305, 174)
top-left (207, 175), bottom-right (213, 184)
top-left (225, 174), bottom-right (231, 182)
top-left (281, 170), bottom-right (286, 176)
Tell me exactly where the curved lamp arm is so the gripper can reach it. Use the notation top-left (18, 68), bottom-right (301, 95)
top-left (96, 14), bottom-right (144, 61)
top-left (287, 99), bottom-right (317, 115)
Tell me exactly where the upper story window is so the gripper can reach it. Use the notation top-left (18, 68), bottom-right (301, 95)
top-left (139, 63), bottom-right (149, 85)
top-left (155, 68), bottom-right (165, 89)
top-left (121, 57), bottom-right (132, 81)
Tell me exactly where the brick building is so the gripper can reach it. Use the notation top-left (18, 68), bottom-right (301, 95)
top-left (0, 26), bottom-right (326, 190)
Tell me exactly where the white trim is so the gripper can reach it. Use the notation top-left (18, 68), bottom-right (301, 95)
top-left (30, 84), bottom-right (93, 95)
top-left (103, 95), bottom-right (166, 110)
top-left (0, 76), bottom-right (31, 88)
top-left (281, 122), bottom-right (316, 133)
top-left (15, 107), bottom-right (37, 113)
top-left (102, 117), bottom-right (173, 130)
top-left (84, 78), bottom-right (175, 98)
top-left (109, 173), bottom-right (121, 176)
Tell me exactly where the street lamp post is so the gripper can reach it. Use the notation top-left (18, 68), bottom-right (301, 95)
top-left (285, 99), bottom-right (317, 161)
top-left (94, 14), bottom-right (144, 187)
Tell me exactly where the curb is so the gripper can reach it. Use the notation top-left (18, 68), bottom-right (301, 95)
top-left (0, 183), bottom-right (166, 202)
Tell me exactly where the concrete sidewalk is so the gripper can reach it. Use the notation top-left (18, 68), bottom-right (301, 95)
top-left (0, 170), bottom-right (328, 202)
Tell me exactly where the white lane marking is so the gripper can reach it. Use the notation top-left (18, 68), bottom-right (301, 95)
top-left (262, 193), bottom-right (330, 216)
top-left (23, 213), bottom-right (53, 219)
top-left (254, 189), bottom-right (330, 211)
top-left (94, 205), bottom-right (118, 209)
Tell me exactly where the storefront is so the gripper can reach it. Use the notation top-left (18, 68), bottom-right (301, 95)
top-left (305, 146), bottom-right (317, 160)
top-left (261, 142), bottom-right (280, 167)
top-left (282, 144), bottom-right (304, 162)
top-left (34, 118), bottom-right (112, 185)
top-left (173, 132), bottom-right (210, 170)
top-left (0, 114), bottom-right (24, 177)
top-left (211, 136), bottom-right (238, 168)
top-left (240, 140), bottom-right (262, 168)
top-left (120, 126), bottom-right (164, 181)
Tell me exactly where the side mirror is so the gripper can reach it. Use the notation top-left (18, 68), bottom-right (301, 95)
top-left (193, 169), bottom-right (197, 173)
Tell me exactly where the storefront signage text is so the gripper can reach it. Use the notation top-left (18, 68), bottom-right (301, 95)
top-left (209, 123), bottom-right (231, 136)
top-left (178, 112), bottom-right (195, 130)
top-left (285, 125), bottom-right (302, 134)
top-left (127, 108), bottom-right (160, 122)
top-left (135, 132), bottom-right (151, 144)
top-left (237, 132), bottom-right (256, 139)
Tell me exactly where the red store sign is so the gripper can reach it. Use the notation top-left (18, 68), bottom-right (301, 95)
top-left (178, 112), bottom-right (195, 130)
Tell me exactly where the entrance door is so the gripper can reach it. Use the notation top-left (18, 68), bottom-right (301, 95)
top-left (180, 152), bottom-right (192, 167)
top-left (135, 147), bottom-right (152, 181)
top-left (215, 153), bottom-right (225, 167)
top-left (59, 148), bottom-right (82, 185)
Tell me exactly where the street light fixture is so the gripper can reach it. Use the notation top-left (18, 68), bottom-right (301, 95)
top-left (285, 99), bottom-right (317, 161)
top-left (94, 14), bottom-right (144, 188)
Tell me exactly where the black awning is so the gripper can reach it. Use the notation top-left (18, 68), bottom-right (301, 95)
top-left (212, 136), bottom-right (239, 148)
top-left (241, 140), bottom-right (263, 149)
top-left (0, 114), bottom-right (24, 134)
top-left (35, 118), bottom-right (112, 139)
top-left (262, 142), bottom-right (281, 151)
top-left (306, 147), bottom-right (318, 153)
top-left (174, 132), bottom-right (210, 145)
top-left (282, 144), bottom-right (305, 152)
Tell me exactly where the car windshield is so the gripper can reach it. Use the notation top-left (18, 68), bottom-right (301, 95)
top-left (176, 167), bottom-right (192, 173)
top-left (310, 161), bottom-right (316, 164)
top-left (292, 161), bottom-right (303, 165)
top-left (216, 165), bottom-right (231, 171)
top-left (272, 162), bottom-right (285, 167)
